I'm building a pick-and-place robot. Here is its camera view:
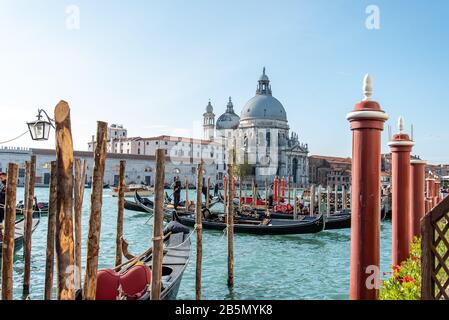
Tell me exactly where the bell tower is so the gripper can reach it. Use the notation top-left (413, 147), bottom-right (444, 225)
top-left (203, 100), bottom-right (215, 140)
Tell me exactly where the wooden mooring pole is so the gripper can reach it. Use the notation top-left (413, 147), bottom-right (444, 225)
top-left (115, 160), bottom-right (126, 267)
top-left (185, 177), bottom-right (189, 207)
top-left (23, 155), bottom-right (36, 297)
top-left (239, 176), bottom-right (242, 212)
top-left (83, 121), bottom-right (108, 300)
top-left (195, 161), bottom-right (204, 300)
top-left (206, 176), bottom-right (210, 209)
top-left (44, 161), bottom-right (57, 300)
top-left (1, 163), bottom-right (18, 300)
top-left (54, 100), bottom-right (75, 300)
top-left (151, 150), bottom-right (165, 300)
top-left (227, 149), bottom-right (235, 288)
top-left (74, 158), bottom-right (87, 289)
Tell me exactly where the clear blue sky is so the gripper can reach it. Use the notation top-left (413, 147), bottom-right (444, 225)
top-left (1, 0), bottom-right (448, 163)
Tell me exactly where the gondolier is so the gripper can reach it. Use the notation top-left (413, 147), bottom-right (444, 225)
top-left (173, 179), bottom-right (182, 210)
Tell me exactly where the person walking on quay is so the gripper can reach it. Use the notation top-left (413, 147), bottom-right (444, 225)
top-left (173, 178), bottom-right (182, 210)
top-left (0, 172), bottom-right (7, 241)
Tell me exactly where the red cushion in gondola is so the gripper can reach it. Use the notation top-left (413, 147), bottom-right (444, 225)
top-left (96, 269), bottom-right (120, 300)
top-left (119, 264), bottom-right (152, 300)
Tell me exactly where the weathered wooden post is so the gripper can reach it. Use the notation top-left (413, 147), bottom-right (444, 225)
top-left (1, 163), bottom-right (18, 300)
top-left (342, 185), bottom-right (347, 210)
top-left (83, 121), bottom-right (108, 300)
top-left (44, 161), bottom-right (57, 300)
top-left (151, 150), bottom-right (165, 300)
top-left (265, 178), bottom-right (268, 213)
top-left (293, 187), bottom-right (298, 220)
top-left (185, 177), bottom-right (189, 208)
top-left (239, 176), bottom-right (242, 211)
top-left (195, 161), bottom-right (204, 300)
top-left (74, 158), bottom-right (87, 289)
top-left (388, 116), bottom-right (414, 265)
top-left (54, 100), bottom-right (76, 300)
top-left (309, 184), bottom-right (315, 216)
top-left (206, 177), bottom-right (210, 209)
top-left (287, 176), bottom-right (291, 205)
top-left (410, 159), bottom-right (426, 240)
top-left (326, 185), bottom-right (331, 217)
top-left (273, 177), bottom-right (278, 204)
top-left (251, 177), bottom-right (256, 207)
top-left (223, 175), bottom-right (228, 219)
top-left (115, 160), bottom-right (126, 267)
top-left (227, 149), bottom-right (235, 288)
top-left (347, 75), bottom-right (388, 300)
top-left (23, 155), bottom-right (36, 297)
top-left (317, 185), bottom-right (322, 215)
top-left (334, 186), bottom-right (339, 212)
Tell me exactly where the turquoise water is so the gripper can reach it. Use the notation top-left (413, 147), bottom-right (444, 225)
top-left (8, 187), bottom-right (393, 300)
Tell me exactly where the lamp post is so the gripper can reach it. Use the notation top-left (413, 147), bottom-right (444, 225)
top-left (27, 109), bottom-right (55, 141)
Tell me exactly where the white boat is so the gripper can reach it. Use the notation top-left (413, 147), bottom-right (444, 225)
top-left (109, 185), bottom-right (154, 198)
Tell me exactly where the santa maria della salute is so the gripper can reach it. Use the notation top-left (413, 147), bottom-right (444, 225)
top-left (203, 68), bottom-right (309, 186)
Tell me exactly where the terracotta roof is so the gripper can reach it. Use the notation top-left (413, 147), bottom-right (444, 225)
top-left (309, 155), bottom-right (352, 164)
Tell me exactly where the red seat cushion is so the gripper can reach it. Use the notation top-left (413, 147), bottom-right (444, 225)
top-left (119, 264), bottom-right (152, 300)
top-left (96, 269), bottom-right (120, 300)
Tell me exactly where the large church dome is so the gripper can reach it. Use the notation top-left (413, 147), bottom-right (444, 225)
top-left (216, 97), bottom-right (240, 130)
top-left (240, 68), bottom-right (287, 122)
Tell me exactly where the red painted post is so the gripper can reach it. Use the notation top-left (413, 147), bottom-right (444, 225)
top-left (281, 177), bottom-right (285, 197)
top-left (425, 174), bottom-right (435, 210)
top-left (346, 74), bottom-right (388, 300)
top-left (388, 116), bottom-right (414, 266)
top-left (434, 180), bottom-right (441, 204)
top-left (273, 177), bottom-right (278, 203)
top-left (409, 160), bottom-right (426, 241)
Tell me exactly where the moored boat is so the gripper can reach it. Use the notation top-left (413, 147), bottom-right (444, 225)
top-left (164, 210), bottom-right (325, 235)
top-left (93, 229), bottom-right (191, 300)
top-left (110, 184), bottom-right (154, 198)
top-left (0, 218), bottom-right (40, 256)
top-left (268, 210), bottom-right (351, 230)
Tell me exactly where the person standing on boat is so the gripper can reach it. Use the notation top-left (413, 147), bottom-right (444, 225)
top-left (173, 178), bottom-right (182, 210)
top-left (214, 183), bottom-right (219, 197)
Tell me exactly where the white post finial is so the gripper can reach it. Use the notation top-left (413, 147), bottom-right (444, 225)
top-left (363, 74), bottom-right (373, 101)
top-left (398, 116), bottom-right (404, 133)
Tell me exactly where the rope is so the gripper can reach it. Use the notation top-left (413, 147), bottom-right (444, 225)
top-left (0, 131), bottom-right (29, 145)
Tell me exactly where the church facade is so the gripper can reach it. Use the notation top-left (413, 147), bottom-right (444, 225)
top-left (203, 68), bottom-right (309, 187)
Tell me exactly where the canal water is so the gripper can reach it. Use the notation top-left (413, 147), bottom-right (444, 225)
top-left (10, 187), bottom-right (393, 300)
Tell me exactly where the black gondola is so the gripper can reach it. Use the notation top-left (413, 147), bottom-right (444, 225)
top-left (93, 231), bottom-right (191, 300)
top-left (124, 199), bottom-right (148, 213)
top-left (0, 218), bottom-right (40, 257)
top-left (268, 210), bottom-right (351, 230)
top-left (164, 210), bottom-right (325, 235)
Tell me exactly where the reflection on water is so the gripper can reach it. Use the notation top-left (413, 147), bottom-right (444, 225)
top-left (8, 188), bottom-right (393, 300)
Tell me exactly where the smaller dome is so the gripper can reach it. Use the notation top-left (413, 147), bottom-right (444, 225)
top-left (205, 100), bottom-right (213, 113)
top-left (216, 97), bottom-right (240, 130)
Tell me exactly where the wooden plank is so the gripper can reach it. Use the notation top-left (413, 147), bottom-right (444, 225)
top-left (54, 100), bottom-right (75, 300)
top-left (83, 121), bottom-right (108, 300)
top-left (151, 150), bottom-right (165, 300)
top-left (421, 214), bottom-right (434, 300)
top-left (1, 163), bottom-right (18, 300)
top-left (44, 161), bottom-right (57, 300)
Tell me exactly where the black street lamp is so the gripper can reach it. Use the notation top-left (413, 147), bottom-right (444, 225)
top-left (27, 109), bottom-right (55, 141)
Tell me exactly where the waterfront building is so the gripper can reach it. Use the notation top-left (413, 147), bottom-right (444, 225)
top-left (0, 146), bottom-right (221, 187)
